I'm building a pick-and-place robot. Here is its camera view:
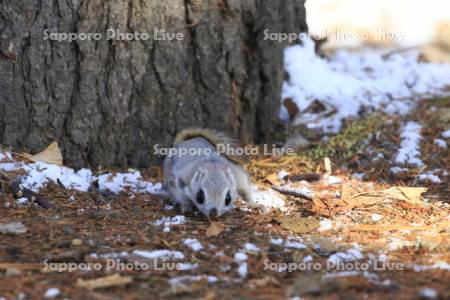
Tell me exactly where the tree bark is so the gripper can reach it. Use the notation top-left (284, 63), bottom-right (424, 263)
top-left (0, 0), bottom-right (307, 168)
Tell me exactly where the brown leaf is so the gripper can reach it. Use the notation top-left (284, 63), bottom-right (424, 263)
top-left (22, 141), bottom-right (63, 165)
top-left (278, 216), bottom-right (320, 234)
top-left (206, 222), bottom-right (225, 237)
top-left (76, 274), bottom-right (132, 290)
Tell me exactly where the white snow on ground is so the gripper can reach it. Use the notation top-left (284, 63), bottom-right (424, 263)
top-left (418, 172), bottom-right (442, 183)
top-left (277, 170), bottom-right (289, 180)
top-left (434, 139), bottom-right (447, 148)
top-left (284, 240), bottom-right (307, 250)
top-left (132, 249), bottom-right (185, 260)
top-left (252, 188), bottom-right (287, 212)
top-left (303, 255), bottom-right (313, 263)
top-left (244, 242), bottom-right (261, 252)
top-left (327, 247), bottom-right (364, 265)
top-left (281, 38), bottom-right (450, 132)
top-left (237, 262), bottom-right (248, 278)
top-left (97, 171), bottom-right (161, 193)
top-left (0, 153), bottom-right (162, 194)
top-left (183, 238), bottom-right (203, 252)
top-left (325, 175), bottom-right (343, 185)
top-left (44, 288), bottom-right (60, 298)
top-left (234, 251), bottom-right (249, 278)
top-left (234, 252), bottom-right (248, 262)
top-left (154, 216), bottom-right (186, 232)
top-left (395, 122), bottom-right (423, 167)
top-left (390, 166), bottom-right (408, 174)
top-left (177, 263), bottom-right (199, 271)
top-left (412, 262), bottom-right (450, 272)
top-left (270, 238), bottom-right (284, 246)
top-left (371, 213), bottom-right (383, 222)
top-left (318, 219), bottom-right (333, 231)
top-left (168, 275), bottom-right (218, 286)
top-left (420, 288), bottom-right (438, 299)
top-left (442, 129), bottom-right (450, 138)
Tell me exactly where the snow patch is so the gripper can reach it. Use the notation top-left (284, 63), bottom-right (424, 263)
top-left (371, 214), bottom-right (383, 222)
top-left (234, 251), bottom-right (249, 278)
top-left (168, 275), bottom-right (218, 285)
top-left (237, 262), bottom-right (248, 278)
top-left (234, 252), bottom-right (248, 262)
top-left (390, 166), bottom-right (408, 174)
top-left (183, 238), bottom-right (203, 252)
top-left (177, 263), bottom-right (199, 271)
top-left (285, 240), bottom-right (307, 250)
top-left (44, 288), bottom-right (60, 298)
top-left (282, 39), bottom-right (450, 132)
top-left (132, 249), bottom-right (185, 260)
top-left (418, 172), bottom-right (441, 183)
top-left (395, 122), bottom-right (423, 167)
top-left (318, 219), bottom-right (333, 231)
top-left (244, 242), bottom-right (261, 252)
top-left (441, 129), bottom-right (450, 138)
top-left (434, 139), bottom-right (447, 148)
top-left (252, 188), bottom-right (286, 211)
top-left (327, 248), bottom-right (364, 265)
top-left (420, 288), bottom-right (438, 299)
top-left (270, 238), bottom-right (284, 246)
top-left (412, 262), bottom-right (450, 272)
top-left (278, 170), bottom-right (289, 180)
top-left (154, 215), bottom-right (186, 232)
top-left (0, 159), bottom-right (162, 194)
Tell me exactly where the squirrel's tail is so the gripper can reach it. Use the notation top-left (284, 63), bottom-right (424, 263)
top-left (174, 127), bottom-right (249, 164)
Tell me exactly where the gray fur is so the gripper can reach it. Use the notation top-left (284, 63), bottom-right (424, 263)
top-left (163, 135), bottom-right (253, 217)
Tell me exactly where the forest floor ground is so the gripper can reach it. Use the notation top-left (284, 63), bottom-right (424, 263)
top-left (0, 98), bottom-right (449, 300)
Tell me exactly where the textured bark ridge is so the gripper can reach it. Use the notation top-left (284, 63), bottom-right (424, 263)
top-left (0, 0), bottom-right (307, 168)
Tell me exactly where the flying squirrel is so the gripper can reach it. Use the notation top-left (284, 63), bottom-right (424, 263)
top-left (163, 128), bottom-right (253, 217)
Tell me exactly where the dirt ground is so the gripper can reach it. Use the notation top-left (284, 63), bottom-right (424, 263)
top-left (0, 100), bottom-right (449, 300)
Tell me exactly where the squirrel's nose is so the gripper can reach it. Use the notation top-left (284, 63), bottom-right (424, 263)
top-left (209, 208), bottom-right (218, 217)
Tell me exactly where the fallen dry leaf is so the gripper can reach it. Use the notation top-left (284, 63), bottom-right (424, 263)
top-left (278, 216), bottom-right (320, 234)
top-left (22, 141), bottom-right (63, 165)
top-left (76, 274), bottom-right (132, 290)
top-left (382, 186), bottom-right (428, 205)
top-left (206, 221), bottom-right (225, 237)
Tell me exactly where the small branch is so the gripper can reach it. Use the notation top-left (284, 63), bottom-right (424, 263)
top-left (272, 185), bottom-right (313, 201)
top-left (288, 173), bottom-right (321, 182)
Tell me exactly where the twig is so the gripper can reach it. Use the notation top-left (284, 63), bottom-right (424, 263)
top-left (272, 185), bottom-right (313, 201)
top-left (288, 173), bottom-right (321, 182)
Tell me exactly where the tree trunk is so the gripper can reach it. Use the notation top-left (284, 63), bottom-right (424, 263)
top-left (0, 0), bottom-right (307, 168)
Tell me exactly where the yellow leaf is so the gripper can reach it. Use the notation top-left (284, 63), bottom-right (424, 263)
top-left (22, 141), bottom-right (63, 165)
top-left (205, 221), bottom-right (225, 237)
top-left (278, 216), bottom-right (320, 234)
top-left (382, 186), bottom-right (428, 205)
top-left (76, 274), bottom-right (132, 290)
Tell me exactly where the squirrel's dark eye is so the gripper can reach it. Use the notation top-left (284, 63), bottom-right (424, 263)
top-left (196, 189), bottom-right (205, 204)
top-left (225, 191), bottom-right (232, 206)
